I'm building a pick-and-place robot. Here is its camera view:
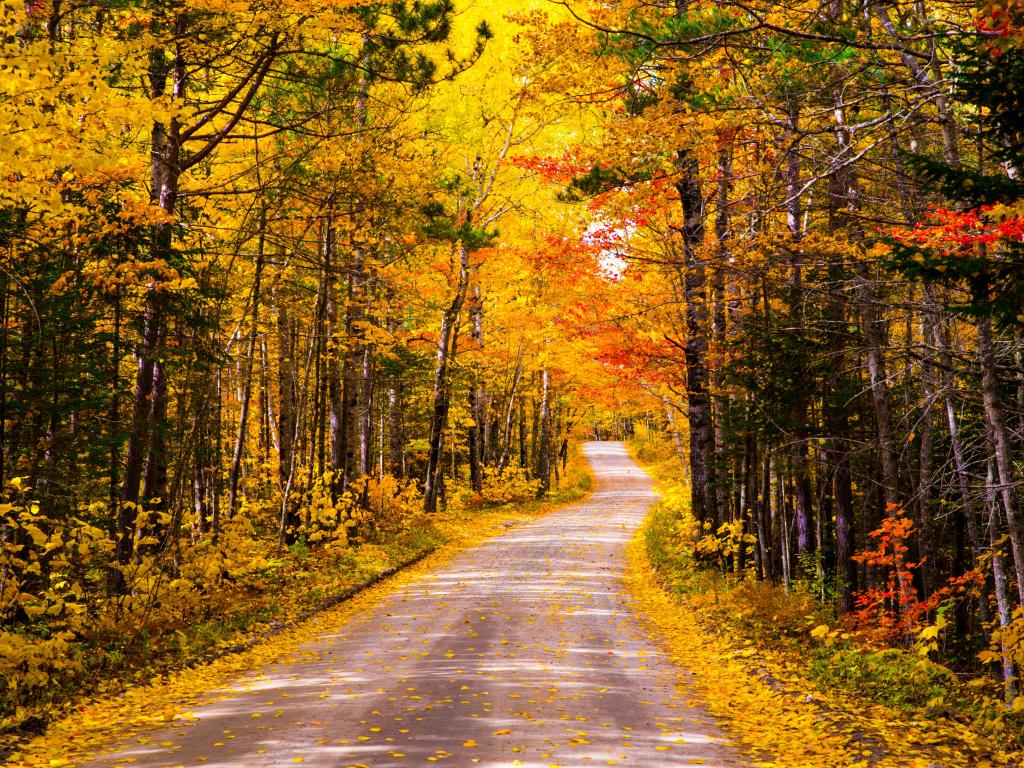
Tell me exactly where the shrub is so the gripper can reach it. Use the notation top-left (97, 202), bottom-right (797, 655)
top-left (479, 466), bottom-right (541, 505)
top-left (349, 475), bottom-right (423, 542)
top-left (710, 580), bottom-right (822, 643)
top-left (810, 646), bottom-right (957, 711)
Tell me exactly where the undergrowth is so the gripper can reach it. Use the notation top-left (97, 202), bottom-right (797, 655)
top-left (0, 451), bottom-right (592, 758)
top-left (627, 434), bottom-right (1024, 765)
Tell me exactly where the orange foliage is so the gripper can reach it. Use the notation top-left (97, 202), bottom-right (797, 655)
top-left (848, 504), bottom-right (984, 646)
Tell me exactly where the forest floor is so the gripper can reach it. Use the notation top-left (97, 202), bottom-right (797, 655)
top-left (7, 442), bottom-right (745, 768)
top-left (626, 442), bottom-right (1023, 768)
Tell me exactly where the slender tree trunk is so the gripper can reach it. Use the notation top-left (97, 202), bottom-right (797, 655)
top-left (750, 439), bottom-right (764, 580)
top-left (228, 218), bottom-right (265, 516)
top-left (712, 139), bottom-right (733, 529)
top-left (987, 456), bottom-right (1017, 703)
top-left (388, 379), bottom-right (404, 477)
top-left (360, 339), bottom-right (374, 478)
top-left (662, 394), bottom-right (687, 468)
top-left (342, 256), bottom-right (364, 489)
top-left (759, 447), bottom-right (774, 582)
top-left (107, 282), bottom-right (119, 522)
top-left (211, 366), bottom-right (223, 542)
top-left (118, 290), bottom-right (166, 569)
top-left (192, 408), bottom-right (210, 538)
top-left (916, 312), bottom-right (939, 597)
top-left (530, 394), bottom-right (540, 471)
top-left (139, 348), bottom-right (169, 555)
top-left (424, 242), bottom-right (470, 513)
top-left (467, 287), bottom-right (484, 491)
top-left (279, 279), bottom-right (322, 546)
top-left (978, 316), bottom-right (1024, 602)
top-left (778, 461), bottom-right (792, 587)
top-left (277, 304), bottom-right (295, 490)
top-left (323, 220), bottom-right (347, 503)
top-left (834, 428), bottom-right (856, 612)
top-left (783, 98), bottom-right (815, 562)
top-left (518, 398), bottom-right (527, 469)
top-left (925, 299), bottom-right (984, 574)
top-left (537, 368), bottom-right (552, 495)
top-left (857, 270), bottom-right (900, 509)
top-left (497, 357), bottom-right (523, 472)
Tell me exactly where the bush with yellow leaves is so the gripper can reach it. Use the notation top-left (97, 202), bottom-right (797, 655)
top-left (980, 607), bottom-right (1024, 708)
top-left (0, 468), bottom-right (442, 736)
top-left (0, 491), bottom-right (98, 718)
top-left (345, 474), bottom-right (424, 542)
top-left (479, 466), bottom-right (541, 505)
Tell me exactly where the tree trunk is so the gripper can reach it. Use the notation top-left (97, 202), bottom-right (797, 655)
top-left (325, 230), bottom-right (346, 503)
top-left (388, 379), bottom-right (404, 477)
top-left (834, 430), bottom-right (856, 612)
top-left (662, 394), bottom-right (687, 469)
top-left (978, 316), bottom-right (1024, 603)
top-left (424, 242), bottom-right (470, 513)
top-left (228, 217), bottom-right (265, 516)
top-left (674, 148), bottom-right (717, 529)
top-left (916, 311), bottom-right (939, 598)
top-left (987, 456), bottom-right (1017, 703)
top-left (518, 398), bottom-right (528, 469)
top-left (857, 270), bottom-right (900, 509)
top-left (279, 276), bottom-right (323, 546)
top-left (118, 288), bottom-right (166, 569)
top-left (712, 139), bottom-right (733, 530)
top-left (467, 286), bottom-right (484, 491)
top-left (342, 252), bottom-right (365, 489)
top-left (139, 348), bottom-right (169, 554)
top-left (277, 304), bottom-right (296, 489)
top-left (497, 357), bottom-right (523, 472)
top-left (118, 23), bottom-right (189, 576)
top-left (537, 368), bottom-right (552, 495)
top-left (360, 338), bottom-right (374, 478)
top-left (783, 98), bottom-right (815, 563)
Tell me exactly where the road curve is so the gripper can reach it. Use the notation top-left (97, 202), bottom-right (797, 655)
top-left (90, 442), bottom-right (742, 767)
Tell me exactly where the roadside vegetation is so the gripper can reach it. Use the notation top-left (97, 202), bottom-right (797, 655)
top-left (628, 432), bottom-right (1022, 767)
top-left (0, 453), bottom-right (591, 758)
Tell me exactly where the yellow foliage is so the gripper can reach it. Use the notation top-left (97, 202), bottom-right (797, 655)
top-left (626, 530), bottom-right (1015, 767)
top-left (5, 489), bottom-right (576, 766)
top-left (479, 466), bottom-right (542, 505)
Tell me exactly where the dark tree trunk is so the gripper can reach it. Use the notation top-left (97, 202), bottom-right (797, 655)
top-left (537, 369), bottom-right (552, 494)
top-left (674, 149), bottom-right (717, 529)
top-left (118, 288), bottom-right (167, 569)
top-left (857, 269), bottom-right (900, 510)
top-left (978, 316), bottom-right (1024, 602)
top-left (518, 398), bottom-right (528, 469)
top-left (424, 242), bottom-right (470, 513)
top-left (834, 435), bottom-right (856, 612)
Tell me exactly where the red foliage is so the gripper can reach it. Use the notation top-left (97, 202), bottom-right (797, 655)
top-left (510, 152), bottom-right (593, 184)
top-left (848, 504), bottom-right (940, 644)
top-left (890, 205), bottom-right (1024, 255)
top-left (976, 2), bottom-right (1024, 53)
top-left (977, 0), bottom-right (1022, 37)
top-left (847, 504), bottom-right (985, 645)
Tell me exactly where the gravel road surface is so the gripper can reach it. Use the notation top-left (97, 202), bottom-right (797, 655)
top-left (89, 441), bottom-right (742, 768)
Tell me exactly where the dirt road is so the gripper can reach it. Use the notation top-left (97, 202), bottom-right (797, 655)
top-left (89, 442), bottom-right (741, 767)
